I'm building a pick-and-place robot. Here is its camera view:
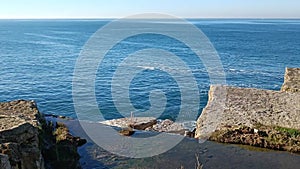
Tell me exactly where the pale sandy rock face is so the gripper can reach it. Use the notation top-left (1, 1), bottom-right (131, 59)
top-left (196, 68), bottom-right (300, 139)
top-left (281, 68), bottom-right (300, 93)
top-left (0, 100), bottom-right (40, 126)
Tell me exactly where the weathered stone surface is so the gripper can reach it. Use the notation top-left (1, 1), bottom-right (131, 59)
top-left (148, 119), bottom-right (187, 134)
top-left (195, 86), bottom-right (300, 139)
top-left (100, 117), bottom-right (194, 136)
top-left (100, 117), bottom-right (157, 130)
top-left (0, 100), bottom-right (86, 169)
top-left (0, 100), bottom-right (44, 169)
top-left (195, 68), bottom-right (300, 153)
top-left (281, 68), bottom-right (300, 93)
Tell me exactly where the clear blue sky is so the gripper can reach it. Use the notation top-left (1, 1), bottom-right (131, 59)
top-left (1, 0), bottom-right (299, 19)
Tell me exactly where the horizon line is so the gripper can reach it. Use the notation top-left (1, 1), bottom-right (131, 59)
top-left (0, 16), bottom-right (300, 20)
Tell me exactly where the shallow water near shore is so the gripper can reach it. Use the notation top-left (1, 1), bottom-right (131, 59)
top-left (58, 118), bottom-right (300, 169)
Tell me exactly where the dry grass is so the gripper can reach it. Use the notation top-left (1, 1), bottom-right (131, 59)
top-left (180, 153), bottom-right (203, 169)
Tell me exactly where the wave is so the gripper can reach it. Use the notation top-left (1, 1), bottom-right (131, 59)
top-left (22, 40), bottom-right (74, 48)
top-left (50, 30), bottom-right (79, 35)
top-left (136, 65), bottom-right (156, 70)
top-left (24, 33), bottom-right (75, 41)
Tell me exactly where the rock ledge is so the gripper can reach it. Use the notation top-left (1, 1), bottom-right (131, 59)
top-left (0, 100), bottom-right (86, 169)
top-left (195, 68), bottom-right (300, 152)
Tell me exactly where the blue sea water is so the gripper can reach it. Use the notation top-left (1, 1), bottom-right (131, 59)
top-left (0, 19), bottom-right (299, 121)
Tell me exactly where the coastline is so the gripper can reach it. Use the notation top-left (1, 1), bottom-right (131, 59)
top-left (1, 68), bottom-right (300, 168)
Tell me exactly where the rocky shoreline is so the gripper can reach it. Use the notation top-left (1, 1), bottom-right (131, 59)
top-left (0, 100), bottom-right (86, 169)
top-left (196, 68), bottom-right (300, 153)
top-left (0, 68), bottom-right (299, 168)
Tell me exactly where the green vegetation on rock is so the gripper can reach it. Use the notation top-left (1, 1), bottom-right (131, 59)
top-left (209, 124), bottom-right (300, 153)
top-left (275, 126), bottom-right (300, 137)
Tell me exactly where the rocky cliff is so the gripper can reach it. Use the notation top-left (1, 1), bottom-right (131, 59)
top-left (0, 100), bottom-right (86, 169)
top-left (281, 68), bottom-right (300, 92)
top-left (195, 68), bottom-right (300, 152)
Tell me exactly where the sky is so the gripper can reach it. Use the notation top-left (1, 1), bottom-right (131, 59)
top-left (0, 0), bottom-right (299, 19)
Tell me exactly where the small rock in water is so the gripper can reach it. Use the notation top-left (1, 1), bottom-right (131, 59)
top-left (184, 128), bottom-right (196, 138)
top-left (118, 127), bottom-right (135, 136)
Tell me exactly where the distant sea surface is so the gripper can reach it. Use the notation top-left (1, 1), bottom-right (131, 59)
top-left (1, 19), bottom-right (299, 121)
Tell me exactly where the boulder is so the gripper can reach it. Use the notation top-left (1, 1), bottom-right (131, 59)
top-left (195, 86), bottom-right (300, 139)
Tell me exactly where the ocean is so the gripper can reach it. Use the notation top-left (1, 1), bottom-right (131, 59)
top-left (1, 19), bottom-right (300, 122)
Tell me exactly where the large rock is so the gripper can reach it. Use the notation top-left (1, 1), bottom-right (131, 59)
top-left (0, 100), bottom-right (44, 169)
top-left (0, 100), bottom-right (86, 169)
top-left (281, 68), bottom-right (300, 92)
top-left (195, 86), bottom-right (300, 139)
top-left (196, 68), bottom-right (300, 139)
